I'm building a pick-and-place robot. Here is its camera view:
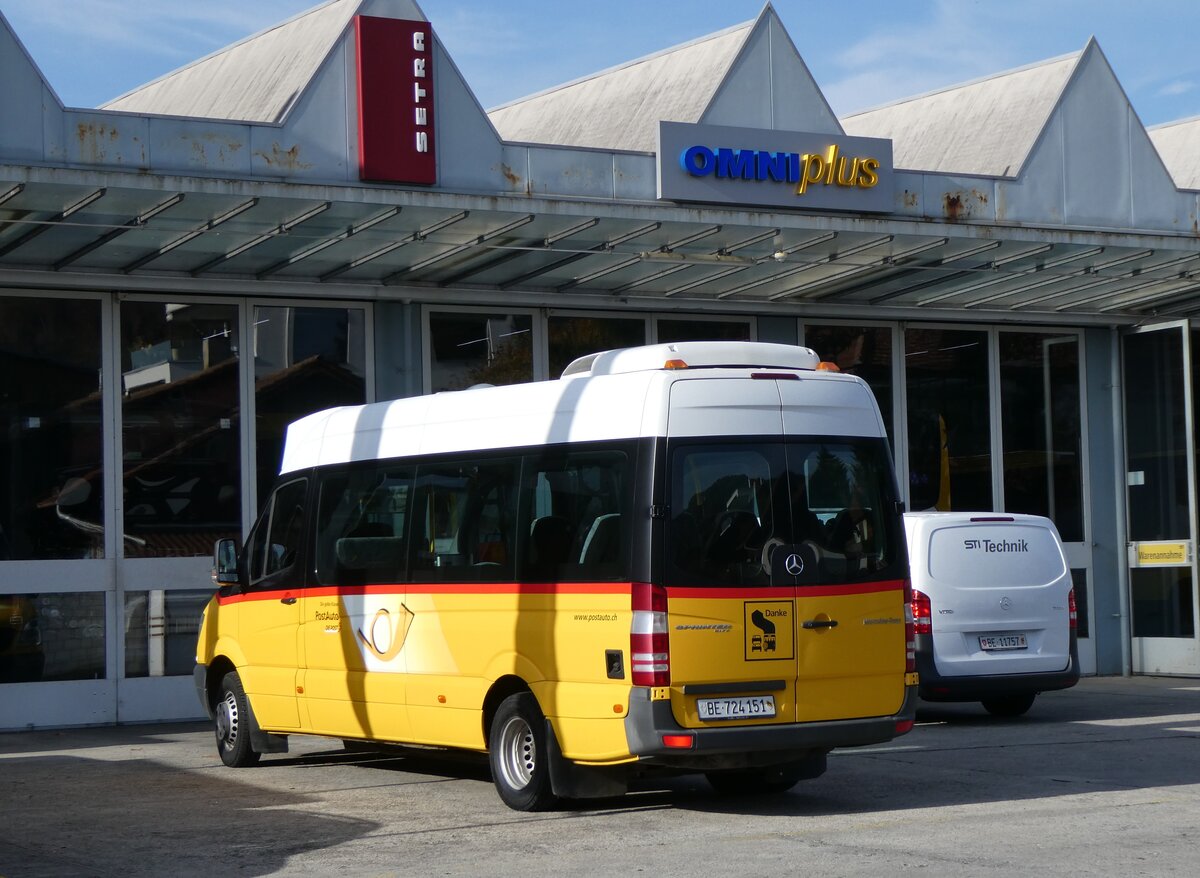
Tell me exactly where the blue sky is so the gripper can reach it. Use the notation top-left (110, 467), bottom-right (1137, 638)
top-left (3, 0), bottom-right (1200, 127)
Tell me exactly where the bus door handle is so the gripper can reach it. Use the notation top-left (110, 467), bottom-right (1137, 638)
top-left (802, 618), bottom-right (838, 629)
top-left (280, 596), bottom-right (297, 605)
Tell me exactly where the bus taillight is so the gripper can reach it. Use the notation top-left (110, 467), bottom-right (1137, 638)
top-left (907, 583), bottom-right (924, 673)
top-left (631, 582), bottom-right (670, 687)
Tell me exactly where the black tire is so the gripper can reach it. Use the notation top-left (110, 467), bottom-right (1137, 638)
top-left (215, 671), bottom-right (261, 767)
top-left (488, 692), bottom-right (557, 811)
top-left (981, 693), bottom-right (1037, 717)
top-left (705, 759), bottom-right (812, 796)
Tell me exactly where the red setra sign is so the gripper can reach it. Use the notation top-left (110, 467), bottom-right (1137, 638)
top-left (355, 15), bottom-right (436, 185)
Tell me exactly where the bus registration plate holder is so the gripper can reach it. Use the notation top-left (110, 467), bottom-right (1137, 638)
top-left (696, 695), bottom-right (776, 721)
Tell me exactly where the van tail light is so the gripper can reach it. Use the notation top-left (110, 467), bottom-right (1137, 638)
top-left (911, 589), bottom-right (931, 636)
top-left (631, 582), bottom-right (670, 687)
top-left (904, 580), bottom-right (918, 673)
top-left (1068, 587), bottom-right (1077, 630)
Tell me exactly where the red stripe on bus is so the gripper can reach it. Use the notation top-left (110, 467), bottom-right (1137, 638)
top-left (216, 581), bottom-right (633, 605)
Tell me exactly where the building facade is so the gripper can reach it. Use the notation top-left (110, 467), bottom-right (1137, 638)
top-left (3, 0), bottom-right (1200, 728)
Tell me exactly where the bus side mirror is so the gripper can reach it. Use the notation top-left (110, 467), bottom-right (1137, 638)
top-left (213, 538), bottom-right (240, 586)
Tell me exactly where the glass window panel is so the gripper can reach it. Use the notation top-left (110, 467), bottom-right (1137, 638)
top-left (0, 296), bottom-right (104, 560)
top-left (656, 318), bottom-right (750, 344)
top-left (315, 464), bottom-right (413, 586)
top-left (547, 315), bottom-right (645, 380)
top-left (999, 333), bottom-right (1084, 542)
top-left (1125, 329), bottom-right (1188, 541)
top-left (120, 302), bottom-right (241, 558)
top-left (905, 327), bottom-right (991, 511)
top-left (1131, 567), bottom-right (1195, 638)
top-left (1070, 569), bottom-right (1090, 640)
top-left (123, 589), bottom-right (212, 678)
top-left (804, 324), bottom-right (894, 441)
top-left (410, 458), bottom-right (520, 583)
top-left (520, 446), bottom-right (631, 582)
top-left (429, 312), bottom-right (532, 392)
top-left (0, 591), bottom-right (105, 683)
top-left (254, 306), bottom-right (366, 506)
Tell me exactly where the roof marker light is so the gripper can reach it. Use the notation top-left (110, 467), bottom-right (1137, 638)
top-left (663, 359), bottom-right (689, 369)
top-left (816, 361), bottom-right (841, 371)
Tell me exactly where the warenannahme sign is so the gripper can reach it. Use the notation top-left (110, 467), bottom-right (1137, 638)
top-left (657, 121), bottom-right (894, 213)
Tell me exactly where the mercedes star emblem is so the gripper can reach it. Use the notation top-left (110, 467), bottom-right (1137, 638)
top-left (785, 553), bottom-right (804, 576)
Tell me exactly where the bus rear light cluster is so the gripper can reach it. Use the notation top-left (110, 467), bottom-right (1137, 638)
top-left (631, 582), bottom-right (670, 687)
top-left (906, 582), bottom-right (922, 673)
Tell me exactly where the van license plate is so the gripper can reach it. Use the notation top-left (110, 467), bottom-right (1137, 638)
top-left (696, 695), bottom-right (776, 721)
top-left (979, 634), bottom-right (1027, 651)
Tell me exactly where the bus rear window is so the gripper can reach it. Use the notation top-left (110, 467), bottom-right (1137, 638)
top-left (667, 438), bottom-right (902, 587)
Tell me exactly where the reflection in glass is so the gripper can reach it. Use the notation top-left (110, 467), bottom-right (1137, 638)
top-left (656, 319), bottom-right (750, 344)
top-left (254, 307), bottom-right (366, 507)
top-left (0, 296), bottom-right (104, 560)
top-left (0, 591), bottom-right (105, 683)
top-left (124, 589), bottom-right (212, 677)
top-left (999, 333), bottom-right (1083, 542)
top-left (121, 302), bottom-right (241, 557)
top-left (905, 328), bottom-right (991, 511)
top-left (1131, 567), bottom-right (1195, 638)
top-left (548, 315), bottom-right (645, 379)
top-left (429, 312), bottom-right (532, 392)
top-left (804, 324), bottom-right (894, 441)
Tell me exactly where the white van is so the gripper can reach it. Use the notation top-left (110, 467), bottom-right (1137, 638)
top-left (903, 512), bottom-right (1079, 716)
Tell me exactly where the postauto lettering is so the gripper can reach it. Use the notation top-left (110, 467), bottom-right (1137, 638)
top-left (680, 143), bottom-right (881, 197)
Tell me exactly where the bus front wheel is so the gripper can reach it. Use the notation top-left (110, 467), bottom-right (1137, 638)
top-left (215, 671), bottom-right (261, 768)
top-left (489, 692), bottom-right (557, 811)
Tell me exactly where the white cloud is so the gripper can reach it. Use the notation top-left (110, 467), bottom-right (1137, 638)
top-left (1159, 80), bottom-right (1196, 97)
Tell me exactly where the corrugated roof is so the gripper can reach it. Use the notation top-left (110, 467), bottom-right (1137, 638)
top-left (841, 53), bottom-right (1080, 177)
top-left (487, 22), bottom-right (753, 153)
top-left (1149, 117), bottom-right (1200, 191)
top-left (101, 0), bottom-right (358, 123)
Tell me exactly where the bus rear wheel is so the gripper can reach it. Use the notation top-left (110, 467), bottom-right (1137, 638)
top-left (489, 692), bottom-right (557, 811)
top-left (215, 671), bottom-right (261, 768)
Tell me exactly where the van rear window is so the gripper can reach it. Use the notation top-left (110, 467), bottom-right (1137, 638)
top-left (927, 524), bottom-right (1065, 586)
top-left (666, 437), bottom-right (903, 587)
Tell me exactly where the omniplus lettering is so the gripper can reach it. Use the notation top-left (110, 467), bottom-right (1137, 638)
top-left (680, 143), bottom-right (881, 196)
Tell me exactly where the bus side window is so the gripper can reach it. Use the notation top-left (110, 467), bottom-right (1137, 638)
top-left (245, 477), bottom-right (308, 586)
top-left (315, 465), bottom-right (413, 585)
top-left (521, 449), bottom-right (630, 582)
top-left (411, 458), bottom-right (519, 583)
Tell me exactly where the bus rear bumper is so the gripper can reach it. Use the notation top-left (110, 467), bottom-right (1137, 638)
top-left (623, 685), bottom-right (917, 769)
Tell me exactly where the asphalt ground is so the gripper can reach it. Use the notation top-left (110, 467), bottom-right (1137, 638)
top-left (2, 675), bottom-right (1199, 877)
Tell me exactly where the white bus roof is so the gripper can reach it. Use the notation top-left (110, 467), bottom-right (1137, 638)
top-left (278, 342), bottom-right (870, 474)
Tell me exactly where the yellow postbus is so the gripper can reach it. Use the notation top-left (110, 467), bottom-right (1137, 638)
top-left (195, 341), bottom-right (916, 810)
